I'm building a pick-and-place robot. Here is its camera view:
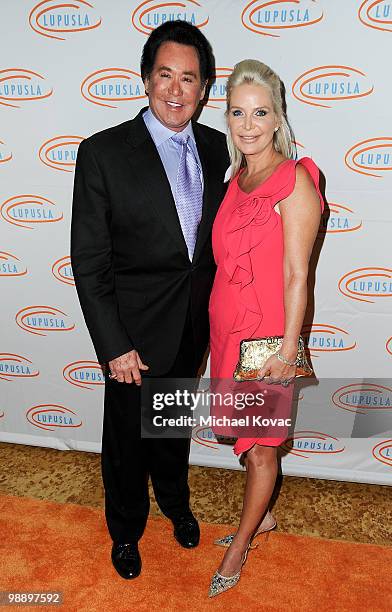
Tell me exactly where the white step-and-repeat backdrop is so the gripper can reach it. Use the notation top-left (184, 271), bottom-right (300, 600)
top-left (1, 1), bottom-right (392, 485)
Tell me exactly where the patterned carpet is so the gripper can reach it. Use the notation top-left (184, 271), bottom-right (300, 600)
top-left (0, 442), bottom-right (391, 546)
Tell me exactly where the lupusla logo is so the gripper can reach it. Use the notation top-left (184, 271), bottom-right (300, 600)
top-left (205, 68), bottom-right (232, 109)
top-left (0, 354), bottom-right (39, 382)
top-left (292, 65), bottom-right (373, 108)
top-left (16, 306), bottom-right (75, 336)
top-left (26, 404), bottom-right (82, 431)
top-left (372, 439), bottom-right (392, 467)
top-left (345, 137), bottom-right (392, 178)
top-left (386, 337), bottom-right (392, 355)
top-left (332, 383), bottom-right (392, 415)
top-left (301, 324), bottom-right (356, 356)
top-left (52, 256), bottom-right (74, 285)
top-left (131, 0), bottom-right (209, 35)
top-left (281, 431), bottom-right (345, 458)
top-left (359, 0), bottom-right (392, 32)
top-left (39, 136), bottom-right (84, 172)
top-left (29, 0), bottom-right (102, 40)
top-left (0, 140), bottom-right (12, 163)
top-left (338, 267), bottom-right (392, 303)
top-left (0, 252), bottom-right (27, 277)
top-left (81, 68), bottom-right (146, 108)
top-left (63, 360), bottom-right (105, 390)
top-left (318, 203), bottom-right (362, 236)
top-left (0, 69), bottom-right (53, 108)
top-left (1, 195), bottom-right (63, 230)
top-left (241, 0), bottom-right (324, 37)
top-left (192, 426), bottom-right (219, 449)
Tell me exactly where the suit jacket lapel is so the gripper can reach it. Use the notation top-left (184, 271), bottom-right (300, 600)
top-left (124, 109), bottom-right (188, 258)
top-left (192, 122), bottom-right (222, 263)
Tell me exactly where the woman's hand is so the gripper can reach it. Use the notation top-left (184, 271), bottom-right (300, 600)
top-left (258, 354), bottom-right (296, 386)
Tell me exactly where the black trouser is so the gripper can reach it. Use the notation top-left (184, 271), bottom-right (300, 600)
top-left (101, 310), bottom-right (198, 543)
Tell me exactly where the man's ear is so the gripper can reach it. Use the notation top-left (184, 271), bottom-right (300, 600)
top-left (200, 82), bottom-right (207, 101)
top-left (143, 77), bottom-right (149, 95)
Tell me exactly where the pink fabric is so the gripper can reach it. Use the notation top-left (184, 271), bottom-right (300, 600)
top-left (209, 157), bottom-right (324, 456)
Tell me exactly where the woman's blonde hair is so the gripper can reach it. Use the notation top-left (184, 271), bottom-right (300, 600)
top-left (226, 59), bottom-right (295, 178)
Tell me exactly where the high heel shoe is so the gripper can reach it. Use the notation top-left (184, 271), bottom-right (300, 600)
top-left (213, 517), bottom-right (277, 548)
top-left (208, 541), bottom-right (256, 598)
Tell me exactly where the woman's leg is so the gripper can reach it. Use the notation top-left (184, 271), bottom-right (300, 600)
top-left (218, 444), bottom-right (278, 576)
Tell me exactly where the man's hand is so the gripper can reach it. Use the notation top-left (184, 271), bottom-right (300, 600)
top-left (108, 350), bottom-right (149, 385)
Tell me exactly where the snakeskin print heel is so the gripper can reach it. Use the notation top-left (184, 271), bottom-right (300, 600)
top-left (208, 542), bottom-right (255, 598)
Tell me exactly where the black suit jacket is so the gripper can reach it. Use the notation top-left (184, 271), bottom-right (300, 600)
top-left (70, 108), bottom-right (229, 375)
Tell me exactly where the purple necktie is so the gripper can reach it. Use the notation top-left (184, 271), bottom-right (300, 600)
top-left (171, 132), bottom-right (202, 260)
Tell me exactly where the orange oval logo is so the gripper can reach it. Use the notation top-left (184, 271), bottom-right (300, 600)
top-left (386, 337), bottom-right (392, 355)
top-left (338, 267), bottom-right (392, 303)
top-left (292, 65), bottom-right (373, 108)
top-left (241, 0), bottom-right (324, 37)
top-left (281, 430), bottom-right (345, 458)
top-left (191, 425), bottom-right (219, 449)
top-left (81, 68), bottom-right (146, 107)
top-left (0, 252), bottom-right (27, 277)
top-left (372, 439), bottom-right (392, 467)
top-left (29, 0), bottom-right (102, 40)
top-left (52, 256), bottom-right (74, 285)
top-left (63, 360), bottom-right (105, 390)
top-left (359, 0), bottom-right (392, 32)
top-left (0, 139), bottom-right (12, 163)
top-left (332, 383), bottom-right (392, 415)
top-left (302, 324), bottom-right (357, 356)
top-left (131, 0), bottom-right (209, 36)
top-left (318, 203), bottom-right (362, 236)
top-left (1, 195), bottom-right (63, 229)
top-left (39, 135), bottom-right (84, 172)
top-left (16, 306), bottom-right (75, 336)
top-left (0, 354), bottom-right (39, 382)
top-left (26, 404), bottom-right (82, 431)
top-left (345, 137), bottom-right (392, 177)
top-left (0, 68), bottom-right (53, 108)
top-left (205, 68), bottom-right (232, 109)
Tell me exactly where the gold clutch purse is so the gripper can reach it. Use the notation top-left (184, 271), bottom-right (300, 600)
top-left (233, 335), bottom-right (312, 382)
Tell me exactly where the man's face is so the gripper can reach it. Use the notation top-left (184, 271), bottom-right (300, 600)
top-left (144, 41), bottom-right (206, 132)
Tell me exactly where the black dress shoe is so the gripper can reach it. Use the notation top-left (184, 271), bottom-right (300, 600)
top-left (111, 543), bottom-right (141, 579)
top-left (172, 514), bottom-right (200, 548)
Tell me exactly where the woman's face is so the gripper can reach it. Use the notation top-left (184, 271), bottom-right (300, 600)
top-left (228, 83), bottom-right (279, 157)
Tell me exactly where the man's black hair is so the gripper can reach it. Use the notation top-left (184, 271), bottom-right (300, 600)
top-left (140, 20), bottom-right (215, 85)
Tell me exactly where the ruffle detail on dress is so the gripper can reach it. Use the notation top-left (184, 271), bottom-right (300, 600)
top-left (223, 193), bottom-right (278, 337)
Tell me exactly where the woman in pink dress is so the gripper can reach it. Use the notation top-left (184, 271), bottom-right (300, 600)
top-left (208, 60), bottom-right (324, 597)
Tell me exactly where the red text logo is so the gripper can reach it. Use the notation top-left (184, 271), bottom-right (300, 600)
top-left (372, 439), bottom-right (392, 467)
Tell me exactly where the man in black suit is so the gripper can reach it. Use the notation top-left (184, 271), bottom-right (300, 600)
top-left (70, 21), bottom-right (229, 579)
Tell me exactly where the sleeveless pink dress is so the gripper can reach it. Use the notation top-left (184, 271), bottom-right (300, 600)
top-left (209, 157), bottom-right (324, 456)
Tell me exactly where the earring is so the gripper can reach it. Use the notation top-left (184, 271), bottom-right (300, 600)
top-left (274, 126), bottom-right (279, 132)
